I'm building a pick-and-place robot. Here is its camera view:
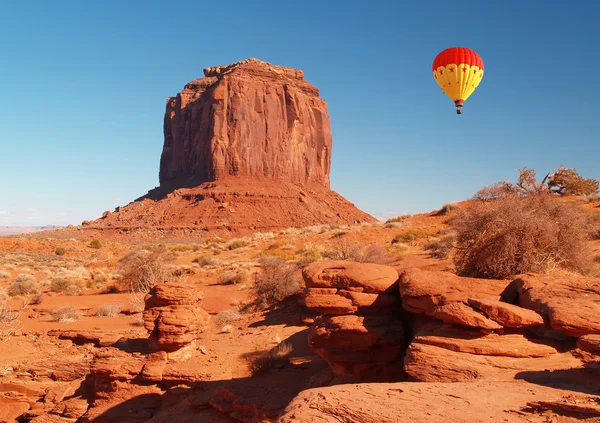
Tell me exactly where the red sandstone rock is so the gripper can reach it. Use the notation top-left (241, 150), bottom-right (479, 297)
top-left (467, 298), bottom-right (544, 328)
top-left (431, 302), bottom-right (503, 330)
top-left (159, 58), bottom-right (332, 188)
top-left (404, 342), bottom-right (582, 382)
top-left (515, 273), bottom-right (600, 337)
top-left (277, 381), bottom-right (600, 422)
top-left (144, 282), bottom-right (204, 308)
top-left (303, 288), bottom-right (398, 315)
top-left (413, 326), bottom-right (558, 358)
top-left (143, 283), bottom-right (210, 352)
top-left (302, 260), bottom-right (399, 294)
top-left (399, 268), bottom-right (513, 315)
top-left (308, 314), bottom-right (404, 377)
top-left (578, 335), bottom-right (600, 354)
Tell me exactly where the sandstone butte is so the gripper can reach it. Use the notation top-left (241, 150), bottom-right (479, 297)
top-left (58, 58), bottom-right (375, 241)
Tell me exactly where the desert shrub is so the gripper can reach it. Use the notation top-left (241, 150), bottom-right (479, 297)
top-left (50, 277), bottom-right (71, 293)
top-left (392, 229), bottom-right (431, 244)
top-left (218, 270), bottom-right (249, 285)
top-left (96, 304), bottom-right (122, 317)
top-left (588, 211), bottom-right (600, 240)
top-left (251, 256), bottom-right (301, 309)
top-left (323, 239), bottom-right (394, 264)
top-left (89, 239), bottom-right (102, 249)
top-left (8, 275), bottom-right (40, 296)
top-left (296, 243), bottom-right (324, 259)
top-left (55, 247), bottom-right (66, 256)
top-left (216, 310), bottom-right (242, 326)
top-left (0, 270), bottom-right (10, 279)
top-left (90, 269), bottom-right (108, 284)
top-left (102, 284), bottom-right (120, 294)
top-left (227, 239), bottom-right (249, 250)
top-left (386, 214), bottom-right (410, 223)
top-left (118, 247), bottom-right (176, 293)
top-left (260, 249), bottom-right (295, 261)
top-left (436, 203), bottom-right (459, 215)
top-left (0, 301), bottom-right (24, 342)
top-left (424, 235), bottom-right (456, 259)
top-left (193, 256), bottom-right (220, 267)
top-left (248, 341), bottom-right (294, 375)
top-left (30, 293), bottom-right (45, 305)
top-left (452, 194), bottom-right (592, 278)
top-left (52, 305), bottom-right (82, 323)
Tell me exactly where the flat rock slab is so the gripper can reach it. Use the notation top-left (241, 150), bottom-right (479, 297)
top-left (516, 273), bottom-right (600, 337)
top-left (277, 381), bottom-right (600, 423)
top-left (414, 326), bottom-right (559, 358)
top-left (404, 342), bottom-right (583, 382)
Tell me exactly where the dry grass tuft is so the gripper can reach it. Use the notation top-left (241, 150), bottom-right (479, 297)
top-left (96, 304), bottom-right (123, 317)
top-left (218, 270), bottom-right (250, 285)
top-left (51, 305), bottom-right (83, 323)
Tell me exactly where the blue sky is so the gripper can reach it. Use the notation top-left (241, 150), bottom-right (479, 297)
top-left (1, 0), bottom-right (599, 226)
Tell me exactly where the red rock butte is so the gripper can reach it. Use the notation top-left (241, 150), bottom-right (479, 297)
top-left (67, 58), bottom-right (375, 240)
top-left (160, 58), bottom-right (332, 189)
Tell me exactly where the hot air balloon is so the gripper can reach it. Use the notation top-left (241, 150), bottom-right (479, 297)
top-left (432, 47), bottom-right (484, 114)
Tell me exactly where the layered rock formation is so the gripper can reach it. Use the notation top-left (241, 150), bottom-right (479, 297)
top-left (160, 58), bottom-right (332, 188)
top-left (143, 283), bottom-right (210, 352)
top-left (303, 261), bottom-right (404, 377)
top-left (69, 58), bottom-right (375, 240)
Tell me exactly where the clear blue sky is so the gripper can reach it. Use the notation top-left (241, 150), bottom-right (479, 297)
top-left (1, 0), bottom-right (599, 226)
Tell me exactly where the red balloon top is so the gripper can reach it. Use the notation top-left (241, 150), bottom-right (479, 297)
top-left (432, 47), bottom-right (484, 72)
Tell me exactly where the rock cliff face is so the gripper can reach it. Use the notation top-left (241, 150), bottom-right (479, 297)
top-left (159, 58), bottom-right (332, 188)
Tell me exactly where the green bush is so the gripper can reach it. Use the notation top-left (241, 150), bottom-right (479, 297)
top-left (55, 247), bottom-right (66, 256)
top-left (89, 239), bottom-right (102, 249)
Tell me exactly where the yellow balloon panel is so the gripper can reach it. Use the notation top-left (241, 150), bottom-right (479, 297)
top-left (433, 64), bottom-right (484, 102)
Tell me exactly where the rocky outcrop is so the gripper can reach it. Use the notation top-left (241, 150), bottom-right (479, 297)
top-left (303, 261), bottom-right (404, 377)
top-left (143, 283), bottom-right (210, 352)
top-left (277, 381), bottom-right (600, 422)
top-left (515, 273), bottom-right (600, 338)
top-left (399, 268), bottom-right (543, 331)
top-left (159, 58), bottom-right (332, 188)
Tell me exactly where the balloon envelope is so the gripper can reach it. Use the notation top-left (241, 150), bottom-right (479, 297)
top-left (433, 47), bottom-right (484, 110)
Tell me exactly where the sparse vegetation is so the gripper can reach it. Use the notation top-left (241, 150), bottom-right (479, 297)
top-left (424, 235), bottom-right (455, 259)
top-left (386, 214), bottom-right (410, 223)
top-left (89, 239), bottom-right (102, 249)
top-left (227, 239), bottom-right (249, 250)
top-left (392, 229), bottom-right (431, 244)
top-left (55, 247), bottom-right (66, 256)
top-left (474, 166), bottom-right (599, 201)
top-left (8, 275), bottom-right (40, 296)
top-left (452, 194), bottom-right (592, 278)
top-left (323, 239), bottom-right (394, 264)
top-left (118, 246), bottom-right (176, 293)
top-left (218, 270), bottom-right (250, 285)
top-left (0, 300), bottom-right (24, 342)
top-left (248, 341), bottom-right (294, 375)
top-left (0, 270), bottom-right (10, 279)
top-left (96, 304), bottom-right (122, 317)
top-left (193, 256), bottom-right (221, 267)
top-left (51, 305), bottom-right (83, 323)
top-left (216, 310), bottom-right (242, 326)
top-left (250, 256), bottom-right (302, 310)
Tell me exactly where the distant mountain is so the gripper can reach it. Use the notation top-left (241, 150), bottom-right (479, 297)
top-left (0, 226), bottom-right (63, 236)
